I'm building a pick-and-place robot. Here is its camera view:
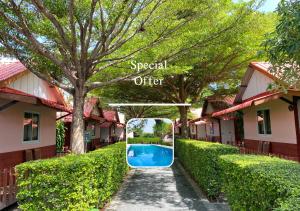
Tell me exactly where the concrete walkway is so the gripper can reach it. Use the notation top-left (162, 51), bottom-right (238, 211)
top-left (105, 161), bottom-right (230, 211)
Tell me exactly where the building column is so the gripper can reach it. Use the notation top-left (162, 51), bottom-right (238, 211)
top-left (217, 118), bottom-right (222, 144)
top-left (293, 96), bottom-right (300, 162)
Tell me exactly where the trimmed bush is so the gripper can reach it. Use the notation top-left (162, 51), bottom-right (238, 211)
top-left (127, 137), bottom-right (161, 144)
top-left (16, 142), bottom-right (128, 211)
top-left (175, 139), bottom-right (238, 199)
top-left (219, 154), bottom-right (300, 211)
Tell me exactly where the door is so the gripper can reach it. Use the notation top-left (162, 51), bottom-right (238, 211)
top-left (220, 120), bottom-right (235, 145)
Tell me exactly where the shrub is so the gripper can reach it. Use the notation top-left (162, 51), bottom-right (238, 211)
top-left (55, 120), bottom-right (65, 152)
top-left (175, 139), bottom-right (238, 199)
top-left (16, 142), bottom-right (128, 211)
top-left (127, 137), bottom-right (161, 144)
top-left (219, 154), bottom-right (300, 211)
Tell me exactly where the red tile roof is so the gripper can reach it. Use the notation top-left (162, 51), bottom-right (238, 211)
top-left (0, 87), bottom-right (70, 112)
top-left (63, 97), bottom-right (104, 122)
top-left (201, 95), bottom-right (236, 117)
top-left (249, 62), bottom-right (277, 81)
top-left (212, 91), bottom-right (282, 117)
top-left (0, 61), bottom-right (26, 82)
top-left (84, 97), bottom-right (100, 118)
top-left (103, 110), bottom-right (118, 122)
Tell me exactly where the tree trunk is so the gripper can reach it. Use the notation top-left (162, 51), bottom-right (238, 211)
top-left (179, 106), bottom-right (189, 138)
top-left (71, 88), bottom-right (86, 154)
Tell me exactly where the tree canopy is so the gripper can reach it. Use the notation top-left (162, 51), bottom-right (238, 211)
top-left (265, 0), bottom-right (300, 89)
top-left (97, 3), bottom-right (277, 137)
top-left (0, 0), bottom-right (213, 153)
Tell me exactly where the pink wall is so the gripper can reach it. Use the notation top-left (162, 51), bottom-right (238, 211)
top-left (205, 118), bottom-right (220, 137)
top-left (243, 98), bottom-right (297, 144)
top-left (0, 99), bottom-right (56, 153)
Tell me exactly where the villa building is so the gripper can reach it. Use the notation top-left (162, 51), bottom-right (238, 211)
top-left (0, 60), bottom-right (70, 171)
top-left (212, 62), bottom-right (300, 160)
top-left (189, 96), bottom-right (236, 144)
top-left (62, 98), bottom-right (125, 151)
top-left (100, 110), bottom-right (125, 143)
top-left (62, 97), bottom-right (107, 151)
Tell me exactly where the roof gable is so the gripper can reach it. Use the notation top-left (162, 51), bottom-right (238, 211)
top-left (201, 95), bottom-right (235, 117)
top-left (103, 110), bottom-right (119, 122)
top-left (0, 60), bottom-right (66, 106)
top-left (235, 62), bottom-right (275, 103)
top-left (84, 97), bottom-right (104, 118)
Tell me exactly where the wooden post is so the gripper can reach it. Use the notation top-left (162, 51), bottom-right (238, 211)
top-left (293, 96), bottom-right (300, 162)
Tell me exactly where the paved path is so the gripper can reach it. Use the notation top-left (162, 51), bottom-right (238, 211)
top-left (105, 161), bottom-right (230, 211)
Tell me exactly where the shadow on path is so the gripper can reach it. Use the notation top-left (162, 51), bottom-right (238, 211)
top-left (105, 161), bottom-right (230, 211)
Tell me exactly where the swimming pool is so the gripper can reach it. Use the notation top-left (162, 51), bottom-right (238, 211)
top-left (127, 144), bottom-right (173, 167)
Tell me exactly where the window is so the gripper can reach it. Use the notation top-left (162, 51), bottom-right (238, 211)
top-left (209, 122), bottom-right (214, 135)
top-left (90, 124), bottom-right (96, 137)
top-left (191, 125), bottom-right (196, 134)
top-left (23, 112), bottom-right (40, 142)
top-left (112, 125), bottom-right (116, 135)
top-left (257, 109), bottom-right (271, 135)
top-left (86, 123), bottom-right (96, 137)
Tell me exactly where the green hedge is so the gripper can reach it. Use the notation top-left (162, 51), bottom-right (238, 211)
top-left (16, 142), bottom-right (128, 211)
top-left (175, 139), bottom-right (238, 199)
top-left (127, 137), bottom-right (161, 144)
top-left (219, 154), bottom-right (300, 211)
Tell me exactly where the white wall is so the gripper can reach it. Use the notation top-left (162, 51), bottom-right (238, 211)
top-left (8, 72), bottom-right (58, 102)
top-left (220, 120), bottom-right (235, 144)
top-left (242, 70), bottom-right (273, 101)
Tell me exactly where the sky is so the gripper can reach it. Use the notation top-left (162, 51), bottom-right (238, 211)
top-left (143, 119), bottom-right (156, 133)
top-left (233, 0), bottom-right (280, 12)
top-left (259, 0), bottom-right (280, 12)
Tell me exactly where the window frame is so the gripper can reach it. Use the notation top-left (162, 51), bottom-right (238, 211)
top-left (256, 109), bottom-right (272, 136)
top-left (22, 111), bottom-right (40, 144)
top-left (190, 124), bottom-right (196, 134)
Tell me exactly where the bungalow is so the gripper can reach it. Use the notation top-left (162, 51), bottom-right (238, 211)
top-left (212, 62), bottom-right (300, 160)
top-left (188, 119), bottom-right (207, 140)
top-left (61, 97), bottom-right (107, 151)
top-left (189, 95), bottom-right (236, 144)
top-left (0, 60), bottom-right (70, 170)
top-left (100, 110), bottom-right (125, 143)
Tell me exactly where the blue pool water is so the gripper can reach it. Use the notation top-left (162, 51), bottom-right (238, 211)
top-left (127, 144), bottom-right (173, 167)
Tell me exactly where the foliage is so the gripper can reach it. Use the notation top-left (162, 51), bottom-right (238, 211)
top-left (142, 133), bottom-right (155, 138)
top-left (16, 143), bottom-right (128, 211)
top-left (98, 5), bottom-right (277, 137)
top-left (153, 119), bottom-right (172, 138)
top-left (219, 154), bottom-right (300, 211)
top-left (0, 0), bottom-right (203, 152)
top-left (127, 119), bottom-right (148, 136)
top-left (127, 137), bottom-right (173, 146)
top-left (127, 137), bottom-right (161, 144)
top-left (55, 120), bottom-right (65, 153)
top-left (265, 0), bottom-right (300, 89)
top-left (175, 139), bottom-right (238, 199)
